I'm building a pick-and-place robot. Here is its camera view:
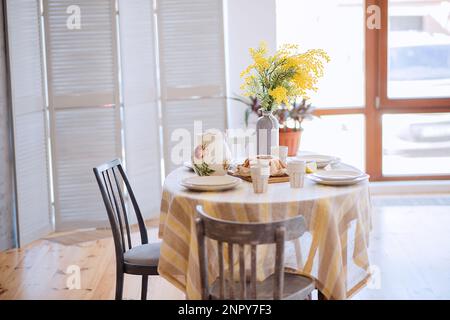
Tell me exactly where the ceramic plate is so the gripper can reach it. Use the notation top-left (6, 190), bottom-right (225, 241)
top-left (295, 154), bottom-right (340, 168)
top-left (307, 174), bottom-right (369, 186)
top-left (312, 170), bottom-right (365, 181)
top-left (181, 176), bottom-right (241, 191)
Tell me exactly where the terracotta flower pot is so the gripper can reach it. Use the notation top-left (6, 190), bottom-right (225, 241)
top-left (279, 128), bottom-right (302, 156)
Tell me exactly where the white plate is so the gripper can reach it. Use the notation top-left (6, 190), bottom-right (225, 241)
top-left (295, 154), bottom-right (340, 168)
top-left (181, 176), bottom-right (241, 191)
top-left (181, 180), bottom-right (241, 191)
top-left (307, 174), bottom-right (369, 186)
top-left (183, 175), bottom-right (239, 186)
top-left (312, 170), bottom-right (365, 181)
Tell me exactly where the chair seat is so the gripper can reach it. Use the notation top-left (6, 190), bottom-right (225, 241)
top-left (210, 272), bottom-right (315, 300)
top-left (123, 242), bottom-right (161, 267)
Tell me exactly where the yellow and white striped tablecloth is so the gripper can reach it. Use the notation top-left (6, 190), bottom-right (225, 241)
top-left (158, 167), bottom-right (372, 300)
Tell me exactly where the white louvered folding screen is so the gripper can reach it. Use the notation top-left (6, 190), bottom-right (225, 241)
top-left (0, 1), bottom-right (14, 250)
top-left (118, 0), bottom-right (162, 219)
top-left (6, 0), bottom-right (52, 246)
top-left (44, 0), bottom-right (121, 230)
top-left (156, 0), bottom-right (227, 173)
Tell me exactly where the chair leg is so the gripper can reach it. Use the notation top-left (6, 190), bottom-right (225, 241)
top-left (293, 239), bottom-right (303, 270)
top-left (318, 290), bottom-right (326, 300)
top-left (115, 271), bottom-right (124, 300)
top-left (141, 275), bottom-right (148, 300)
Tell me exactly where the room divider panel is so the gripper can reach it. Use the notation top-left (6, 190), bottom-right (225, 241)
top-left (118, 0), bottom-right (162, 221)
top-left (43, 0), bottom-right (122, 231)
top-left (156, 0), bottom-right (228, 173)
top-left (4, 0), bottom-right (226, 241)
top-left (5, 0), bottom-right (52, 246)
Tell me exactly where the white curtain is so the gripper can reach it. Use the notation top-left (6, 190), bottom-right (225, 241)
top-left (156, 0), bottom-right (227, 173)
top-left (6, 0), bottom-right (52, 246)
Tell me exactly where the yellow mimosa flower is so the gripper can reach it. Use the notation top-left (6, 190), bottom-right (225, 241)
top-left (240, 41), bottom-right (329, 111)
top-left (254, 56), bottom-right (269, 71)
top-left (269, 86), bottom-right (288, 105)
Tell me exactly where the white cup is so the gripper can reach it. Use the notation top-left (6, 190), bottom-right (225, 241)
top-left (287, 160), bottom-right (306, 188)
top-left (250, 165), bottom-right (270, 194)
top-left (253, 155), bottom-right (271, 167)
top-left (271, 146), bottom-right (288, 165)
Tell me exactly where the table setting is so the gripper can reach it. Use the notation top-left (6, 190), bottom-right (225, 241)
top-left (158, 42), bottom-right (372, 300)
top-left (181, 146), bottom-right (369, 192)
top-left (158, 134), bottom-right (372, 300)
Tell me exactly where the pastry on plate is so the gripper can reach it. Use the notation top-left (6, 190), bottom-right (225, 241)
top-left (234, 155), bottom-right (287, 177)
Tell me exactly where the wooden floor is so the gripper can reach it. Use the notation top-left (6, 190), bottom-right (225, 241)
top-left (0, 222), bottom-right (185, 300)
top-left (1, 194), bottom-right (450, 300)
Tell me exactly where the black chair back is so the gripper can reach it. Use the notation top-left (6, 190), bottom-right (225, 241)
top-left (93, 159), bottom-right (148, 261)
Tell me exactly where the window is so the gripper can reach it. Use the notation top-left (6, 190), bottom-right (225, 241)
top-left (277, 0), bottom-right (365, 108)
top-left (301, 114), bottom-right (365, 170)
top-left (382, 113), bottom-right (450, 176)
top-left (276, 0), bottom-right (366, 172)
top-left (378, 0), bottom-right (450, 179)
top-left (387, 0), bottom-right (450, 99)
top-left (277, 0), bottom-right (450, 180)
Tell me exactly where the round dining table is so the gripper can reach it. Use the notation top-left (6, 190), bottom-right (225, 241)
top-left (158, 164), bottom-right (372, 300)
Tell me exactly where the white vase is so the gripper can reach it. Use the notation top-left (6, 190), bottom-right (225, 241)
top-left (256, 110), bottom-right (279, 155)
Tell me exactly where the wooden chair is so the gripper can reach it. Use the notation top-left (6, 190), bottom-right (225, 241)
top-left (93, 159), bottom-right (160, 300)
top-left (195, 205), bottom-right (315, 300)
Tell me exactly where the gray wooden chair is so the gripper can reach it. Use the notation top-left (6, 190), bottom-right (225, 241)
top-left (195, 205), bottom-right (315, 300)
top-left (93, 159), bottom-right (160, 300)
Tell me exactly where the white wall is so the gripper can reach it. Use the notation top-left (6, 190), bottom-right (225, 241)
top-left (224, 0), bottom-right (277, 129)
top-left (0, 2), bottom-right (14, 251)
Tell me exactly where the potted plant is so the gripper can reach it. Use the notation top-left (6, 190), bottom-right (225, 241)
top-left (275, 98), bottom-right (317, 156)
top-left (238, 97), bottom-right (317, 156)
top-left (239, 42), bottom-right (329, 155)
